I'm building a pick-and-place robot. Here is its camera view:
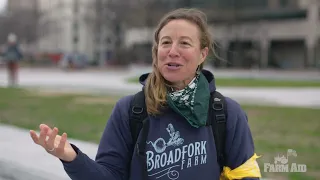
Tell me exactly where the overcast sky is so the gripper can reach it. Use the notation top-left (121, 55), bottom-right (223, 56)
top-left (0, 0), bottom-right (6, 12)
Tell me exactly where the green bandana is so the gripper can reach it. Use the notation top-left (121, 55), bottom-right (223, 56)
top-left (167, 73), bottom-right (210, 128)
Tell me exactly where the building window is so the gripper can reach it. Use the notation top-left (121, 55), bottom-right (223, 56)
top-left (212, 0), bottom-right (268, 9)
top-left (73, 36), bottom-right (78, 43)
top-left (279, 0), bottom-right (289, 7)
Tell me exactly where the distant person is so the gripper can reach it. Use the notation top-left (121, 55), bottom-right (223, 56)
top-left (30, 8), bottom-right (261, 180)
top-left (3, 33), bottom-right (23, 87)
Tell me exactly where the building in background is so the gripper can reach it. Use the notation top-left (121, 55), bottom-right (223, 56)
top-left (0, 0), bottom-right (39, 55)
top-left (37, 0), bottom-right (118, 65)
top-left (7, 0), bottom-right (37, 12)
top-left (37, 0), bottom-right (96, 63)
top-left (124, 0), bottom-right (320, 69)
top-left (34, 0), bottom-right (320, 69)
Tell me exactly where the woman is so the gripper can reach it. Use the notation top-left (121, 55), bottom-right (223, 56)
top-left (30, 8), bottom-right (261, 180)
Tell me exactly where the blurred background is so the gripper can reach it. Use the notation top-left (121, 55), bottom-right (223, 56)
top-left (0, 0), bottom-right (319, 180)
top-left (0, 0), bottom-right (319, 69)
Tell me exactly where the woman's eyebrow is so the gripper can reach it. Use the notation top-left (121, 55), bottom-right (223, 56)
top-left (180, 36), bottom-right (193, 42)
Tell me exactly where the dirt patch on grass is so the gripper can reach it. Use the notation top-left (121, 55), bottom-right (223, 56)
top-left (267, 175), bottom-right (289, 180)
top-left (245, 109), bottom-right (268, 118)
top-left (73, 97), bottom-right (118, 105)
top-left (28, 89), bottom-right (87, 97)
top-left (26, 90), bottom-right (120, 105)
top-left (306, 172), bottom-right (320, 178)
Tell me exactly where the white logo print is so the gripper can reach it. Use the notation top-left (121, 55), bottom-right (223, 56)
top-left (146, 123), bottom-right (208, 180)
top-left (264, 149), bottom-right (307, 173)
top-left (147, 124), bottom-right (184, 153)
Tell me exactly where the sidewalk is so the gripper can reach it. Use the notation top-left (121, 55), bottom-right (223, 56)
top-left (128, 65), bottom-right (320, 81)
top-left (1, 66), bottom-right (319, 108)
top-left (0, 124), bottom-right (98, 180)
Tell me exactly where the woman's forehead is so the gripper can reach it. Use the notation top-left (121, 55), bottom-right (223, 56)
top-left (159, 19), bottom-right (200, 39)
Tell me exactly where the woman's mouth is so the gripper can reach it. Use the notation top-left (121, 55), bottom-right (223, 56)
top-left (166, 63), bottom-right (182, 70)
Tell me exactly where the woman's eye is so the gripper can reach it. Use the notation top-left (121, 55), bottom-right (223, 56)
top-left (181, 41), bottom-right (190, 45)
top-left (162, 41), bottom-right (170, 44)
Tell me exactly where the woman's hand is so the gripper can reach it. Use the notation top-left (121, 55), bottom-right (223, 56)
top-left (30, 124), bottom-right (77, 162)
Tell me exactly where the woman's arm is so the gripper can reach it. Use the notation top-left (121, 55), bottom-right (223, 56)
top-left (61, 95), bottom-right (134, 180)
top-left (224, 97), bottom-right (261, 180)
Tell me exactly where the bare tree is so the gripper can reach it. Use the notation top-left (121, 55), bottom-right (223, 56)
top-left (0, 8), bottom-right (39, 45)
top-left (91, 0), bottom-right (175, 65)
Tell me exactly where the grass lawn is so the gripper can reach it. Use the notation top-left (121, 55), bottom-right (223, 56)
top-left (127, 76), bottom-right (320, 87)
top-left (0, 87), bottom-right (319, 179)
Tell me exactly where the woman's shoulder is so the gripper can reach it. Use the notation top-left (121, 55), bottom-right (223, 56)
top-left (223, 96), bottom-right (249, 129)
top-left (107, 94), bottom-right (136, 127)
top-left (224, 96), bottom-right (243, 114)
top-left (114, 94), bottom-right (135, 110)
top-left (113, 92), bottom-right (147, 114)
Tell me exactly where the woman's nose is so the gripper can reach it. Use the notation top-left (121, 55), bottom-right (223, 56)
top-left (168, 44), bottom-right (179, 58)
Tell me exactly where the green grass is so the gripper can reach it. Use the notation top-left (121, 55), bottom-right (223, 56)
top-left (127, 76), bottom-right (320, 87)
top-left (0, 87), bottom-right (319, 179)
top-left (242, 105), bottom-right (320, 179)
top-left (0, 88), bottom-right (120, 142)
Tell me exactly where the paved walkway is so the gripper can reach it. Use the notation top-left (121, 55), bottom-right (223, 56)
top-left (0, 124), bottom-right (98, 180)
top-left (1, 66), bottom-right (319, 108)
top-left (128, 65), bottom-right (320, 81)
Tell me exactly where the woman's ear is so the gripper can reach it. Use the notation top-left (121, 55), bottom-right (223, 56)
top-left (200, 47), bottom-right (209, 63)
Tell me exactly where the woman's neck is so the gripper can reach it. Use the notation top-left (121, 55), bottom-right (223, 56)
top-left (171, 76), bottom-right (197, 91)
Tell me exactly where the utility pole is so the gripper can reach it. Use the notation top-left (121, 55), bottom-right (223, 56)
top-left (99, 0), bottom-right (105, 67)
top-left (95, 0), bottom-right (107, 67)
top-left (73, 0), bottom-right (79, 54)
top-left (231, 0), bottom-right (239, 68)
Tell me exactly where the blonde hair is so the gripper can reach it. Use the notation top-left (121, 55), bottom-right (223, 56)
top-left (145, 8), bottom-right (215, 115)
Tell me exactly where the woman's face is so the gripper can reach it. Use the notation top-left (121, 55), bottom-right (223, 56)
top-left (157, 19), bottom-right (208, 90)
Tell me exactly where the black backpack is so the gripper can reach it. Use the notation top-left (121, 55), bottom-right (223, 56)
top-left (129, 90), bottom-right (228, 178)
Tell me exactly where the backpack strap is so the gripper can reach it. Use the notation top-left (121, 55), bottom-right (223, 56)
top-left (208, 91), bottom-right (228, 173)
top-left (129, 90), bottom-right (149, 179)
top-left (129, 90), bottom-right (148, 146)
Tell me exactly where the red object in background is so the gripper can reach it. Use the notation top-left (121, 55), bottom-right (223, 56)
top-left (8, 61), bottom-right (18, 72)
top-left (47, 53), bottom-right (63, 64)
top-left (7, 61), bottom-right (18, 86)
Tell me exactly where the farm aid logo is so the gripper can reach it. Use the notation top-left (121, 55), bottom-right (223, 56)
top-left (264, 149), bottom-right (307, 173)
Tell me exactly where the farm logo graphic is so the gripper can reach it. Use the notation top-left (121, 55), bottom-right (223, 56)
top-left (146, 123), bottom-right (208, 179)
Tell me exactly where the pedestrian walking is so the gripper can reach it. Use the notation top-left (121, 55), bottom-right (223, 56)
top-left (3, 33), bottom-right (23, 87)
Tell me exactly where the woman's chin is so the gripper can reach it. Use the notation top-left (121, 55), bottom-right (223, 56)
top-left (162, 75), bottom-right (182, 86)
